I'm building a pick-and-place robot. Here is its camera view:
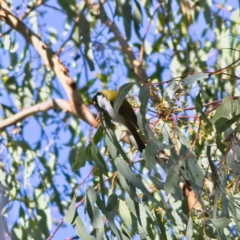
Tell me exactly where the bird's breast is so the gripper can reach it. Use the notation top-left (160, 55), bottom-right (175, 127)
top-left (97, 95), bottom-right (126, 126)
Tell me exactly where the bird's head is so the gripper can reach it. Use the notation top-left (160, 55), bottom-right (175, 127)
top-left (92, 90), bottom-right (117, 112)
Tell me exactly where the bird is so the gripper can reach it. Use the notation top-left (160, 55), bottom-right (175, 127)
top-left (92, 89), bottom-right (145, 152)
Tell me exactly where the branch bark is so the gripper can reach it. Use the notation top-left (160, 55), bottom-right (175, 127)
top-left (0, 1), bottom-right (96, 129)
top-left (0, 99), bottom-right (71, 130)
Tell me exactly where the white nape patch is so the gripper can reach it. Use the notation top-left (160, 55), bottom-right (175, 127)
top-left (97, 94), bottom-right (126, 126)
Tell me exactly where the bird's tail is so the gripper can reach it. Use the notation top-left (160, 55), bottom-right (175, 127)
top-left (128, 124), bottom-right (145, 152)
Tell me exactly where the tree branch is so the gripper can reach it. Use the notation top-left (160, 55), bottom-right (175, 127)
top-left (0, 1), bottom-right (96, 128)
top-left (0, 99), bottom-right (71, 130)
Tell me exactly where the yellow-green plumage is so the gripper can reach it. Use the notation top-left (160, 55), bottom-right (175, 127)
top-left (93, 90), bottom-right (145, 152)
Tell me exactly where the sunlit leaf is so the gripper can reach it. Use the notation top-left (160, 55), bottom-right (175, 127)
top-left (63, 193), bottom-right (77, 224)
top-left (182, 73), bottom-right (209, 86)
top-left (119, 199), bottom-right (132, 227)
top-left (230, 9), bottom-right (240, 23)
top-left (74, 217), bottom-right (95, 240)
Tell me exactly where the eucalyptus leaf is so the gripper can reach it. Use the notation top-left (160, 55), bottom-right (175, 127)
top-left (74, 217), bottom-right (95, 240)
top-left (114, 83), bottom-right (134, 115)
top-left (119, 199), bottom-right (132, 227)
top-left (63, 193), bottom-right (77, 224)
top-left (182, 73), bottom-right (209, 86)
top-left (106, 194), bottom-right (122, 239)
top-left (164, 164), bottom-right (180, 194)
top-left (210, 217), bottom-right (231, 229)
top-left (72, 145), bottom-right (87, 171)
top-left (186, 216), bottom-right (193, 240)
top-left (114, 157), bottom-right (163, 208)
top-left (88, 142), bottom-right (108, 173)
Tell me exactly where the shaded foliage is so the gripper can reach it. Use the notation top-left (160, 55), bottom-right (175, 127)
top-left (0, 0), bottom-right (240, 239)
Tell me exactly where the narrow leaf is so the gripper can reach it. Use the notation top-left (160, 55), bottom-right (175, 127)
top-left (119, 199), bottom-right (132, 227)
top-left (182, 73), bottom-right (209, 86)
top-left (114, 83), bottom-right (134, 115)
top-left (195, 92), bottom-right (203, 113)
top-left (72, 145), bottom-right (87, 171)
top-left (74, 217), bottom-right (95, 240)
top-left (186, 216), bottom-right (193, 240)
top-left (210, 217), bottom-right (231, 229)
top-left (145, 138), bottom-right (163, 170)
top-left (64, 193), bottom-right (77, 224)
top-left (106, 194), bottom-right (122, 239)
top-left (114, 157), bottom-right (163, 208)
top-left (89, 142), bottom-right (108, 173)
top-left (164, 164), bottom-right (180, 194)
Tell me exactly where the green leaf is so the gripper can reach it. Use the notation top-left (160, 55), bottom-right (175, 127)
top-left (79, 11), bottom-right (95, 71)
top-left (182, 196), bottom-right (189, 216)
top-left (182, 73), bottom-right (209, 86)
top-left (133, 0), bottom-right (143, 25)
top-left (74, 216), bottom-right (95, 240)
top-left (103, 114), bottom-right (130, 161)
top-left (195, 92), bottom-right (203, 113)
top-left (148, 171), bottom-right (165, 189)
top-left (72, 145), bottom-right (87, 171)
top-left (138, 85), bottom-right (150, 137)
top-left (57, 0), bottom-right (77, 18)
top-left (210, 217), bottom-right (231, 229)
top-left (145, 138), bottom-right (163, 170)
top-left (115, 0), bottom-right (123, 16)
top-left (64, 193), bottom-right (77, 224)
top-left (105, 132), bottom-right (118, 158)
top-left (114, 83), bottom-right (134, 115)
top-left (137, 115), bottom-right (154, 141)
top-left (88, 142), bottom-right (108, 173)
top-left (229, 196), bottom-right (240, 232)
top-left (186, 216), bottom-right (193, 240)
top-left (106, 194), bottom-right (122, 239)
top-left (138, 204), bottom-right (147, 239)
top-left (107, 194), bottom-right (119, 213)
top-left (207, 146), bottom-right (219, 188)
top-left (122, 0), bottom-right (132, 40)
top-left (215, 114), bottom-right (240, 132)
top-left (119, 199), bottom-right (132, 227)
top-left (99, 2), bottom-right (108, 23)
top-left (164, 164), bottom-right (180, 194)
top-left (85, 47), bottom-right (95, 71)
top-left (34, 188), bottom-right (47, 209)
top-left (226, 152), bottom-right (240, 174)
top-left (99, 173), bottom-right (106, 214)
top-left (93, 126), bottom-right (104, 145)
top-left (114, 157), bottom-right (163, 208)
top-left (230, 9), bottom-right (240, 23)
top-left (184, 155), bottom-right (205, 196)
top-left (155, 211), bottom-right (167, 239)
top-left (126, 192), bottom-right (140, 219)
top-left (212, 94), bottom-right (232, 123)
top-left (118, 174), bottom-right (139, 202)
top-left (139, 85), bottom-right (149, 117)
top-left (85, 187), bottom-right (104, 238)
top-left (36, 209), bottom-right (51, 237)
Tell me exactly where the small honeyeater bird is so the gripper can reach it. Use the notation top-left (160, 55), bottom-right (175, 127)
top-left (92, 90), bottom-right (145, 152)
